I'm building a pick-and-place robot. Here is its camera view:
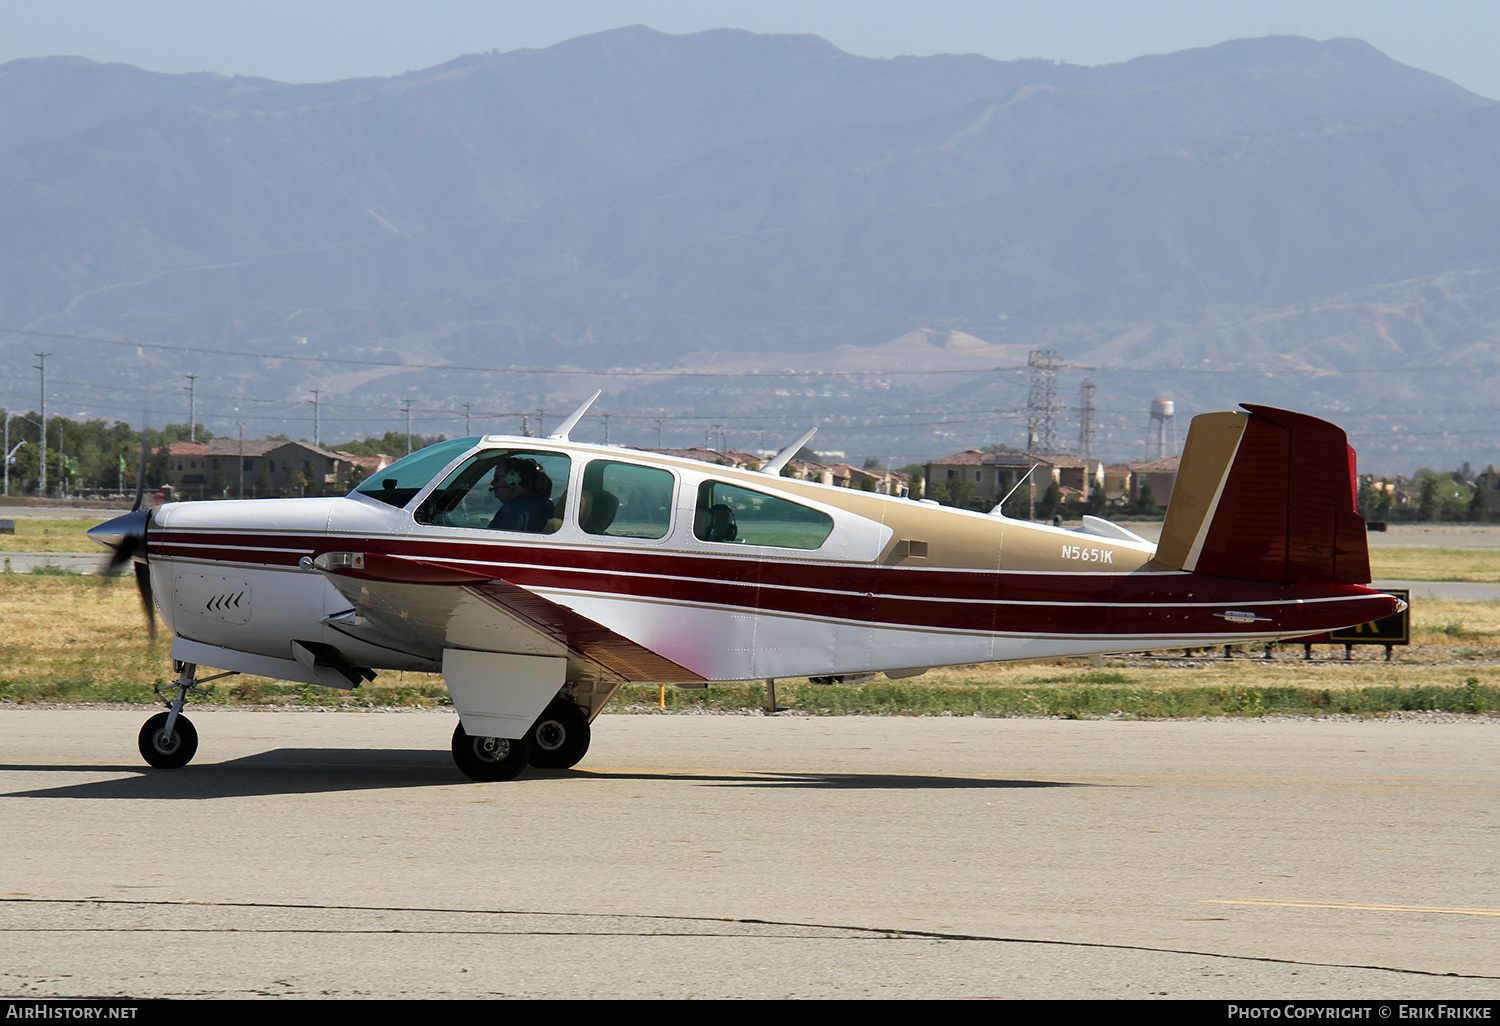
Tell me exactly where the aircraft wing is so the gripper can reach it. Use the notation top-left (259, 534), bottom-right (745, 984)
top-left (315, 551), bottom-right (706, 686)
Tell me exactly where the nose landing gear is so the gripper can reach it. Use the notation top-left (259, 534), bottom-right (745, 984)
top-left (136, 661), bottom-right (236, 769)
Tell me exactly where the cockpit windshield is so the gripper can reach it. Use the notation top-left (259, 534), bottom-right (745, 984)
top-left (414, 449), bottom-right (571, 534)
top-left (352, 437), bottom-right (478, 508)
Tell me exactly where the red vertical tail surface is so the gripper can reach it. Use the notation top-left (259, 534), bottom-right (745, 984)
top-left (1155, 404), bottom-right (1371, 585)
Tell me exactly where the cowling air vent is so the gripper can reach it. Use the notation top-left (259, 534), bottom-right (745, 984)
top-left (176, 574), bottom-right (252, 624)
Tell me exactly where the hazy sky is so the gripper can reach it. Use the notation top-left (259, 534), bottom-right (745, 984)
top-left (3, 0), bottom-right (1498, 98)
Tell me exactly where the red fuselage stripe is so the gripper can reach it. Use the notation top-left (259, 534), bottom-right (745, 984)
top-left (148, 531), bottom-right (1397, 637)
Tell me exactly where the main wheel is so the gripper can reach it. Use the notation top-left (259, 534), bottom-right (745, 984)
top-left (138, 711), bottom-right (198, 769)
top-left (451, 722), bottom-right (533, 781)
top-left (528, 698), bottom-right (591, 769)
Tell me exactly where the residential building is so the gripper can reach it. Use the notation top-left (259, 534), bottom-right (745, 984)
top-left (163, 439), bottom-right (394, 498)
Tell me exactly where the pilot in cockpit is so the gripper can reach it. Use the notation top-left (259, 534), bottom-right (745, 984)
top-left (488, 456), bottom-right (555, 532)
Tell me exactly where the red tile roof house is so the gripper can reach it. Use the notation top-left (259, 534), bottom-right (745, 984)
top-left (163, 439), bottom-right (393, 498)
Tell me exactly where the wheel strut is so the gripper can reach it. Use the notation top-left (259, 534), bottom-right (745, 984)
top-left (137, 661), bottom-right (236, 769)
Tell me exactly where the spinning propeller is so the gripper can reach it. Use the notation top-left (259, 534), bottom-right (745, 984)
top-left (88, 438), bottom-right (156, 640)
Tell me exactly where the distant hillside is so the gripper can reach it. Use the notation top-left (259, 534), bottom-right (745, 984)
top-left (2, 27), bottom-right (1498, 471)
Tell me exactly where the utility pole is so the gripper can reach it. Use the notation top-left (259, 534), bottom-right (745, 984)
top-left (237, 423), bottom-right (245, 499)
top-left (309, 389), bottom-right (322, 447)
top-left (184, 374), bottom-right (197, 442)
top-left (34, 353), bottom-right (49, 498)
top-left (602, 413), bottom-right (611, 445)
top-left (401, 399), bottom-right (414, 455)
top-left (1078, 378), bottom-right (1096, 459)
top-left (462, 403), bottom-right (473, 436)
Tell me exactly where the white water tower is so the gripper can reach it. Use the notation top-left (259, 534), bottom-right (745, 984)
top-left (1147, 398), bottom-right (1176, 459)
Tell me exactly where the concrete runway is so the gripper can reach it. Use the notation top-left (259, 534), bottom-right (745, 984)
top-left (2, 708), bottom-right (1497, 1000)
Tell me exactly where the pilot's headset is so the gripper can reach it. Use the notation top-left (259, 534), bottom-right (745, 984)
top-left (498, 457), bottom-right (541, 493)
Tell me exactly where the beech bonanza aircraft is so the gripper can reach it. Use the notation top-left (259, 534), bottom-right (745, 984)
top-left (90, 397), bottom-right (1402, 780)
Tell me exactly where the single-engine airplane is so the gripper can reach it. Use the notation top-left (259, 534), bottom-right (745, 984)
top-left (90, 398), bottom-right (1402, 780)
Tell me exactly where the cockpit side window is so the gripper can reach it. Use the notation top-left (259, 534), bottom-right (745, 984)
top-left (414, 449), bottom-right (571, 534)
top-left (694, 480), bottom-right (834, 550)
top-left (581, 459), bottom-right (674, 539)
top-left (353, 437), bottom-right (478, 508)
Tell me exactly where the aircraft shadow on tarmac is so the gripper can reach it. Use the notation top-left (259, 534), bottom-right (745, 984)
top-left (2, 750), bottom-right (1092, 799)
top-left (567, 771), bottom-right (1088, 790)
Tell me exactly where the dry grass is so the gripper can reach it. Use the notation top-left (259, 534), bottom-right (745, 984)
top-left (0, 519), bottom-right (98, 553)
top-left (0, 574), bottom-right (449, 705)
top-left (0, 575), bottom-right (167, 699)
top-left (1369, 547), bottom-right (1500, 581)
top-left (1, 576), bottom-right (1497, 714)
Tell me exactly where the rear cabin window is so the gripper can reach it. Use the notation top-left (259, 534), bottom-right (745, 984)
top-left (414, 449), bottom-right (571, 534)
top-left (581, 460), bottom-right (674, 539)
top-left (694, 481), bottom-right (834, 550)
top-left (353, 437), bottom-right (478, 508)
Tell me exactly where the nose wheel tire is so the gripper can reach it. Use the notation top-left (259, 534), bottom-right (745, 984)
top-left (528, 698), bottom-right (591, 769)
top-left (138, 712), bottom-right (198, 769)
top-left (451, 723), bottom-right (533, 781)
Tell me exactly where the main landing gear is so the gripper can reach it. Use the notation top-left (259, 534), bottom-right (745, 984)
top-left (451, 696), bottom-right (593, 781)
top-left (451, 724), bottom-right (533, 781)
top-left (528, 697), bottom-right (591, 770)
top-left (137, 661), bottom-right (235, 769)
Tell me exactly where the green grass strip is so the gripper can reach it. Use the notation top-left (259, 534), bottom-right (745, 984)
top-left (3, 675), bottom-right (1495, 718)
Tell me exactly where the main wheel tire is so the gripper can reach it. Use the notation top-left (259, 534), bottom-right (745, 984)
top-left (528, 698), bottom-right (591, 769)
top-left (451, 722), bottom-right (533, 781)
top-left (138, 711), bottom-right (198, 769)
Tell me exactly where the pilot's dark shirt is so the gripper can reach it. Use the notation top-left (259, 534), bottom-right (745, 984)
top-left (491, 492), bottom-right (553, 532)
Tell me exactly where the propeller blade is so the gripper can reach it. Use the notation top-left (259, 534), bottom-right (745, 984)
top-left (134, 560), bottom-right (157, 641)
top-left (103, 533), bottom-right (138, 575)
top-left (88, 508), bottom-right (157, 638)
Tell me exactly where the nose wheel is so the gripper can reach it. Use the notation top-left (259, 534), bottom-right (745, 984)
top-left (138, 711), bottom-right (198, 769)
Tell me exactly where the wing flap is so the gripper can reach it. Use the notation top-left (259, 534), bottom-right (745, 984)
top-left (465, 579), bottom-right (706, 683)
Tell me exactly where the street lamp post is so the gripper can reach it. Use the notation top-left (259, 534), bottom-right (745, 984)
top-left (5, 412), bottom-right (40, 497)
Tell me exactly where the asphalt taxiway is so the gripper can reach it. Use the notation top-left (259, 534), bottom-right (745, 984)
top-left (1, 709), bottom-right (1496, 999)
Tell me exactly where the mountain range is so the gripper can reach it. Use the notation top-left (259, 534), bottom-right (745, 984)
top-left (2, 26), bottom-right (1498, 470)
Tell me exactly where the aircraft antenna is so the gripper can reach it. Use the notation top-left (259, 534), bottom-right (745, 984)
top-left (548, 390), bottom-right (603, 441)
top-left (992, 463), bottom-right (1039, 516)
top-left (761, 427), bottom-right (818, 477)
